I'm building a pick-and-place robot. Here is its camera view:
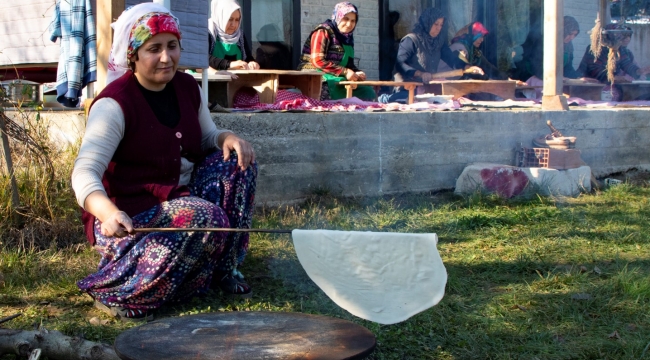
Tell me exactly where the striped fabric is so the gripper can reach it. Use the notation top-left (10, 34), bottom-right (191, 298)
top-left (50, 0), bottom-right (97, 107)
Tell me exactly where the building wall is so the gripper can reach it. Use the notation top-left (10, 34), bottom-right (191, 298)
top-left (300, 0), bottom-right (379, 80)
top-left (564, 1), bottom-right (601, 69)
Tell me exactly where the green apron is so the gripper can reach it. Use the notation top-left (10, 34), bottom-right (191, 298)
top-left (321, 45), bottom-right (376, 101)
top-left (212, 41), bottom-right (243, 60)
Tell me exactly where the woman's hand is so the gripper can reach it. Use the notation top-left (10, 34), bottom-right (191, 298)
top-left (220, 133), bottom-right (256, 171)
top-left (345, 69), bottom-right (360, 81)
top-left (355, 71), bottom-right (367, 81)
top-left (100, 210), bottom-right (133, 238)
top-left (509, 78), bottom-right (527, 86)
top-left (463, 66), bottom-right (484, 76)
top-left (229, 60), bottom-right (248, 70)
top-left (420, 72), bottom-right (433, 83)
top-left (638, 66), bottom-right (650, 77)
top-left (247, 61), bottom-right (260, 70)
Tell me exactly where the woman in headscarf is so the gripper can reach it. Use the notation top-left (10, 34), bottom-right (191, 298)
top-left (208, 0), bottom-right (259, 70)
top-left (73, 3), bottom-right (257, 322)
top-left (378, 7), bottom-right (483, 104)
top-left (297, 2), bottom-right (375, 101)
top-left (578, 23), bottom-right (650, 84)
top-left (449, 21), bottom-right (507, 80)
top-left (511, 16), bottom-right (584, 82)
top-left (562, 16), bottom-right (582, 79)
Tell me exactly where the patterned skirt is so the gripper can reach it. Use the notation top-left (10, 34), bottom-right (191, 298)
top-left (77, 150), bottom-right (257, 311)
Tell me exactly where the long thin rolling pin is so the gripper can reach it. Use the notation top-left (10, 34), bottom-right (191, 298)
top-left (133, 228), bottom-right (292, 234)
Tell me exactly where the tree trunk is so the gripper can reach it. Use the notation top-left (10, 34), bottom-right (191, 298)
top-left (0, 328), bottom-right (120, 360)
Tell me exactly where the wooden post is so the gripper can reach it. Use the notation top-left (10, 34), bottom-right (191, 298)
top-left (599, 0), bottom-right (610, 24)
top-left (541, 0), bottom-right (569, 110)
top-left (96, 0), bottom-right (125, 95)
top-left (0, 111), bottom-right (22, 224)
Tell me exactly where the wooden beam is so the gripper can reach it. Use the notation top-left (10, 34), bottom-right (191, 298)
top-left (542, 0), bottom-right (569, 110)
top-left (96, 0), bottom-right (125, 96)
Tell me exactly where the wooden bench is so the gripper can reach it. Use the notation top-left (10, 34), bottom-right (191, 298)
top-left (226, 70), bottom-right (322, 107)
top-left (192, 72), bottom-right (232, 109)
top-left (424, 80), bottom-right (517, 100)
top-left (562, 80), bottom-right (605, 101)
top-left (618, 81), bottom-right (650, 101)
top-left (338, 81), bottom-right (421, 104)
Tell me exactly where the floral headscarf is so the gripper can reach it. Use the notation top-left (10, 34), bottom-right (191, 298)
top-left (451, 22), bottom-right (489, 65)
top-left (325, 2), bottom-right (358, 46)
top-left (107, 3), bottom-right (181, 84)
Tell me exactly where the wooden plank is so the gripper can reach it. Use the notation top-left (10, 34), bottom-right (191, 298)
top-left (96, 0), bottom-right (125, 95)
top-left (114, 312), bottom-right (376, 360)
top-left (339, 81), bottom-right (421, 87)
top-left (425, 80), bottom-right (516, 100)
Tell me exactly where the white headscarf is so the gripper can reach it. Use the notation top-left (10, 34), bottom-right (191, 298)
top-left (107, 3), bottom-right (177, 85)
top-left (208, 0), bottom-right (242, 45)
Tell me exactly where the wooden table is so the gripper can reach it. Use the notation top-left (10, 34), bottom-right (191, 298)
top-left (227, 70), bottom-right (322, 107)
top-left (425, 80), bottom-right (517, 100)
top-left (618, 81), bottom-right (650, 101)
top-left (338, 81), bottom-right (421, 104)
top-left (192, 73), bottom-right (232, 110)
top-left (562, 80), bottom-right (605, 101)
top-left (114, 311), bottom-right (376, 360)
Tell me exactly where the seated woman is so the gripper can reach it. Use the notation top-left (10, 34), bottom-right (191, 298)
top-left (297, 2), bottom-right (375, 101)
top-left (511, 16), bottom-right (583, 83)
top-left (208, 0), bottom-right (259, 70)
top-left (72, 3), bottom-right (257, 322)
top-left (578, 24), bottom-right (650, 84)
top-left (562, 16), bottom-right (582, 79)
top-left (449, 22), bottom-right (507, 80)
top-left (255, 23), bottom-right (291, 70)
top-left (378, 7), bottom-right (483, 104)
top-left (577, 24), bottom-right (650, 101)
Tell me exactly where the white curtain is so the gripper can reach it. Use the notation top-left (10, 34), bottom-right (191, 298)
top-left (500, 0), bottom-right (530, 67)
top-left (445, 1), bottom-right (476, 39)
top-left (250, 0), bottom-right (286, 42)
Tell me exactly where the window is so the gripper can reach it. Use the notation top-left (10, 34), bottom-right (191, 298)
top-left (241, 0), bottom-right (301, 69)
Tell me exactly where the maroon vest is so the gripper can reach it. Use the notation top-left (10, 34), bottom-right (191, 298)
top-left (82, 71), bottom-right (203, 244)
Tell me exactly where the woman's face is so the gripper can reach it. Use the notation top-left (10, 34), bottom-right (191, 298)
top-left (429, 18), bottom-right (444, 38)
top-left (226, 9), bottom-right (241, 35)
top-left (564, 30), bottom-right (578, 44)
top-left (621, 34), bottom-right (632, 47)
top-left (337, 12), bottom-right (357, 34)
top-left (133, 32), bottom-right (180, 91)
top-left (473, 36), bottom-right (484, 48)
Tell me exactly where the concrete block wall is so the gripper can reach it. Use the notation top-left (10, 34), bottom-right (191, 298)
top-left (300, 0), bottom-right (379, 80)
top-left (9, 108), bottom-right (650, 205)
top-left (212, 109), bottom-right (650, 205)
top-left (564, 1), bottom-right (600, 69)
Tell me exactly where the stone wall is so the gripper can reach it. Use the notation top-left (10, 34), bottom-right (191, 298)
top-left (300, 0), bottom-right (379, 80)
top-left (9, 108), bottom-right (650, 205)
top-left (211, 109), bottom-right (650, 205)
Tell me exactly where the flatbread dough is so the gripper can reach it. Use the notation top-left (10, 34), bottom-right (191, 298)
top-left (292, 230), bottom-right (447, 325)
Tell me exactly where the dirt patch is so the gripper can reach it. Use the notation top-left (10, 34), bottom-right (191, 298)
top-left (598, 168), bottom-right (650, 187)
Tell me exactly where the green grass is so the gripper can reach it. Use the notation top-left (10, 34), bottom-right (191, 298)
top-left (1, 184), bottom-right (650, 359)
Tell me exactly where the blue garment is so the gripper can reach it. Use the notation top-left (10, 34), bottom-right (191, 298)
top-left (50, 0), bottom-right (97, 107)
